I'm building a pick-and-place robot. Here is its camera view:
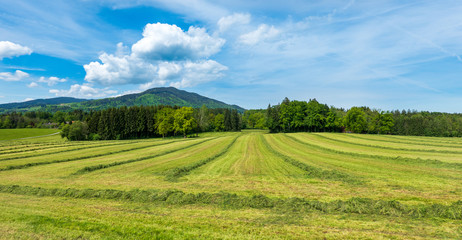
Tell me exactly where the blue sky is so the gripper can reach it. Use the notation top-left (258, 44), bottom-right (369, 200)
top-left (1, 0), bottom-right (462, 112)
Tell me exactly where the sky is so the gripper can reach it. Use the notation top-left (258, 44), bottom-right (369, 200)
top-left (1, 0), bottom-right (462, 112)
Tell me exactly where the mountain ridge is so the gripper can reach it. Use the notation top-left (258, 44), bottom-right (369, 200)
top-left (0, 97), bottom-right (87, 110)
top-left (0, 87), bottom-right (245, 113)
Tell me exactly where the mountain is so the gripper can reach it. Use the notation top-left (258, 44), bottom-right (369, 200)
top-left (0, 87), bottom-right (245, 113)
top-left (80, 87), bottom-right (245, 112)
top-left (0, 97), bottom-right (87, 111)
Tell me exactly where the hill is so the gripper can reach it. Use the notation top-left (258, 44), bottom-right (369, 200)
top-left (79, 87), bottom-right (245, 112)
top-left (0, 97), bottom-right (87, 111)
top-left (0, 87), bottom-right (244, 113)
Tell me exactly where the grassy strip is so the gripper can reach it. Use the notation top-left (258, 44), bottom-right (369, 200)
top-left (164, 136), bottom-right (239, 181)
top-left (0, 142), bottom-right (102, 156)
top-left (286, 134), bottom-right (462, 170)
top-left (261, 135), bottom-right (362, 184)
top-left (342, 133), bottom-right (462, 149)
top-left (0, 141), bottom-right (74, 152)
top-left (380, 134), bottom-right (462, 145)
top-left (0, 141), bottom-right (176, 172)
top-left (73, 138), bottom-right (216, 175)
top-left (0, 141), bottom-right (143, 162)
top-left (1, 184), bottom-right (461, 220)
top-left (313, 133), bottom-right (462, 154)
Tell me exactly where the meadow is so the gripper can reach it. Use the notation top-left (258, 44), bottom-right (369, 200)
top-left (0, 128), bottom-right (59, 141)
top-left (0, 129), bottom-right (461, 239)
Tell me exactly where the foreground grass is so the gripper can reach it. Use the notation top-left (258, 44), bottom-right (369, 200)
top-left (0, 128), bottom-right (59, 141)
top-left (0, 130), bottom-right (461, 239)
top-left (0, 192), bottom-right (460, 239)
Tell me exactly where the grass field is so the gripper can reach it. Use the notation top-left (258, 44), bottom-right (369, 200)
top-left (0, 128), bottom-right (60, 141)
top-left (0, 130), bottom-right (461, 239)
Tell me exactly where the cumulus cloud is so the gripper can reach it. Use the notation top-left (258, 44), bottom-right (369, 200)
top-left (0, 70), bottom-right (29, 81)
top-left (239, 24), bottom-right (280, 45)
top-left (0, 41), bottom-right (32, 60)
top-left (170, 60), bottom-right (228, 88)
top-left (84, 53), bottom-right (158, 85)
top-left (218, 13), bottom-right (251, 32)
top-left (132, 23), bottom-right (225, 61)
top-left (23, 98), bottom-right (34, 102)
top-left (27, 82), bottom-right (38, 88)
top-left (49, 84), bottom-right (117, 98)
top-left (38, 76), bottom-right (67, 86)
top-left (84, 22), bottom-right (227, 88)
top-left (138, 60), bottom-right (227, 90)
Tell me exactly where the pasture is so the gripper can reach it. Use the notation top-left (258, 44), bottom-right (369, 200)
top-left (0, 129), bottom-right (461, 239)
top-left (0, 128), bottom-right (59, 141)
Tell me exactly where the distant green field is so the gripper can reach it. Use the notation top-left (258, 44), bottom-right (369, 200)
top-left (0, 128), bottom-right (59, 141)
top-left (0, 130), bottom-right (461, 239)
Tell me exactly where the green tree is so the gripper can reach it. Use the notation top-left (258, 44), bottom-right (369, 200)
top-left (304, 99), bottom-right (329, 132)
top-left (224, 109), bottom-right (232, 131)
top-left (344, 107), bottom-right (367, 133)
top-left (214, 114), bottom-right (225, 131)
top-left (371, 111), bottom-right (395, 134)
top-left (231, 109), bottom-right (240, 131)
top-left (60, 124), bottom-right (70, 139)
top-left (290, 101), bottom-right (306, 131)
top-left (64, 121), bottom-right (89, 141)
top-left (53, 111), bottom-right (66, 124)
top-left (156, 107), bottom-right (175, 138)
top-left (196, 105), bottom-right (210, 132)
top-left (279, 98), bottom-right (293, 132)
top-left (266, 104), bottom-right (280, 133)
top-left (173, 107), bottom-right (197, 138)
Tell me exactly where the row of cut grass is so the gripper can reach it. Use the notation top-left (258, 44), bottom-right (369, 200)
top-left (0, 141), bottom-right (110, 156)
top-left (1, 184), bottom-right (461, 220)
top-left (261, 135), bottom-right (362, 184)
top-left (314, 133), bottom-right (462, 154)
top-left (284, 134), bottom-right (462, 171)
top-left (0, 140), bottom-right (178, 172)
top-left (164, 135), bottom-right (240, 181)
top-left (339, 133), bottom-right (462, 149)
top-left (294, 133), bottom-right (462, 163)
top-left (0, 140), bottom-right (144, 162)
top-left (72, 138), bottom-right (217, 175)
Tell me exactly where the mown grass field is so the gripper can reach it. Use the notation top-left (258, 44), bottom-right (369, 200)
top-left (0, 128), bottom-right (59, 141)
top-left (0, 129), bottom-right (461, 239)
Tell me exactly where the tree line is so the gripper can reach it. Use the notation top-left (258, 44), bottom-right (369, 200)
top-left (60, 105), bottom-right (242, 141)
top-left (0, 110), bottom-right (85, 129)
top-left (2, 98), bottom-right (462, 138)
top-left (242, 97), bottom-right (462, 137)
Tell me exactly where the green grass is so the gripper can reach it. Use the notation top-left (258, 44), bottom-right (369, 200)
top-left (0, 129), bottom-right (461, 239)
top-left (0, 128), bottom-right (59, 141)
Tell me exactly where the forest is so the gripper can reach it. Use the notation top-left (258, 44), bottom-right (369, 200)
top-left (2, 98), bottom-right (462, 139)
top-left (61, 105), bottom-right (241, 140)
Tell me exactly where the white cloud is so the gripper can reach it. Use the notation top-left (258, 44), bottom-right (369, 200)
top-left (239, 24), bottom-right (280, 45)
top-left (218, 13), bottom-right (251, 32)
top-left (139, 60), bottom-right (227, 90)
top-left (170, 60), bottom-right (228, 88)
top-left (38, 76), bottom-right (67, 86)
top-left (0, 41), bottom-right (32, 60)
top-left (27, 82), bottom-right (39, 88)
top-left (132, 23), bottom-right (225, 61)
top-left (84, 22), bottom-right (227, 88)
top-left (23, 98), bottom-right (34, 102)
top-left (115, 42), bottom-right (129, 57)
top-left (49, 84), bottom-right (117, 98)
top-left (0, 70), bottom-right (29, 81)
top-left (84, 53), bottom-right (158, 85)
